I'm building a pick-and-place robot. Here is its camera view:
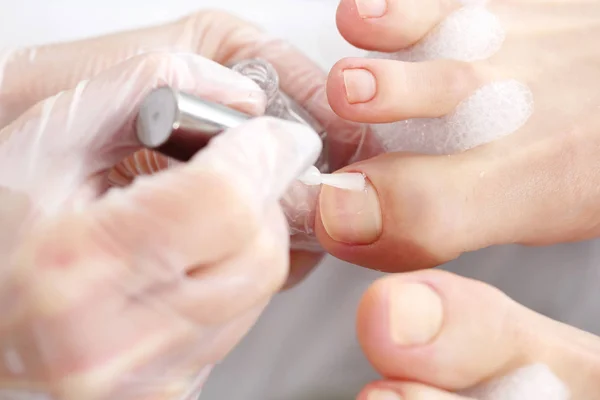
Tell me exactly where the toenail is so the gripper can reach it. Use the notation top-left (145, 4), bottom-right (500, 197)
top-left (389, 282), bottom-right (444, 346)
top-left (355, 0), bottom-right (388, 18)
top-left (319, 179), bottom-right (382, 244)
top-left (368, 389), bottom-right (402, 400)
top-left (343, 68), bottom-right (377, 104)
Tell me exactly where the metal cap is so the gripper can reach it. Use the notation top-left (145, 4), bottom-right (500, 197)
top-left (136, 87), bottom-right (251, 161)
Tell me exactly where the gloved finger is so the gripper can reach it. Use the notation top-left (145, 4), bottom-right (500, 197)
top-left (156, 205), bottom-right (291, 325)
top-left (0, 12), bottom-right (267, 110)
top-left (327, 58), bottom-right (484, 123)
top-left (336, 0), bottom-right (460, 52)
top-left (90, 116), bottom-right (321, 272)
top-left (0, 52), bottom-right (265, 208)
top-left (358, 381), bottom-right (473, 400)
top-left (315, 111), bottom-right (600, 271)
top-left (0, 14), bottom-right (222, 126)
top-left (106, 142), bottom-right (327, 291)
top-left (112, 210), bottom-right (290, 383)
top-left (105, 148), bottom-right (325, 258)
top-left (356, 269), bottom-right (594, 398)
top-left (106, 147), bottom-right (326, 289)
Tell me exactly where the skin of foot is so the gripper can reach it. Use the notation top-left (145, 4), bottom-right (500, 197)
top-left (322, 0), bottom-right (600, 398)
top-left (318, 0), bottom-right (600, 272)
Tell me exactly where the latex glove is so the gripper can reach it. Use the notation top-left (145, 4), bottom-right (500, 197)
top-left (0, 52), bottom-right (321, 399)
top-left (354, 269), bottom-right (598, 399)
top-left (0, 11), bottom-right (366, 276)
top-left (0, 11), bottom-right (364, 268)
top-left (316, 0), bottom-right (600, 271)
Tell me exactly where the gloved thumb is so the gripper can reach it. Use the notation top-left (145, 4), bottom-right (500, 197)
top-left (93, 115), bottom-right (321, 273)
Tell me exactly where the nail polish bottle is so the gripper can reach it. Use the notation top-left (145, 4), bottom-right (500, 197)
top-left (230, 58), bottom-right (329, 172)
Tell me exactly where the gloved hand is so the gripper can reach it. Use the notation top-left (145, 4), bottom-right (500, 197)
top-left (0, 10), bottom-right (366, 286)
top-left (0, 52), bottom-right (321, 399)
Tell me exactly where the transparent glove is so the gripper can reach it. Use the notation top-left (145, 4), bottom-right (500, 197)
top-left (0, 52), bottom-right (321, 399)
top-left (0, 10), bottom-right (369, 258)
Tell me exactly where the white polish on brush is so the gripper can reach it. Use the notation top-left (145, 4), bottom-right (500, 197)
top-left (297, 166), bottom-right (366, 191)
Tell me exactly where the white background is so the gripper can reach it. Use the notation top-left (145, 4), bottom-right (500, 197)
top-left (0, 0), bottom-right (363, 68)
